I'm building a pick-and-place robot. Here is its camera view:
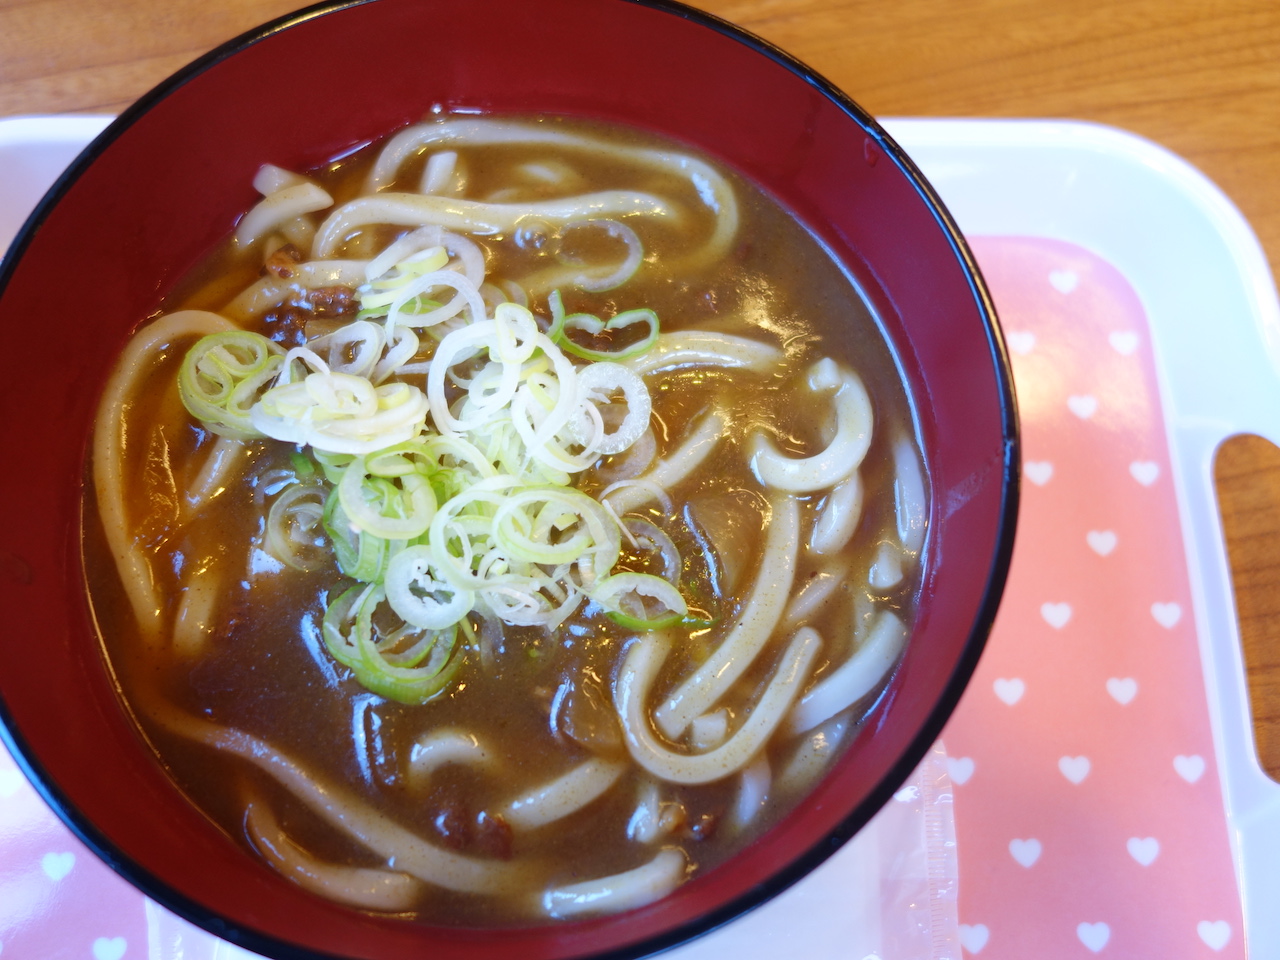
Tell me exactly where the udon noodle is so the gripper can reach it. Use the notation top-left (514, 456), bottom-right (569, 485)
top-left (86, 115), bottom-right (926, 924)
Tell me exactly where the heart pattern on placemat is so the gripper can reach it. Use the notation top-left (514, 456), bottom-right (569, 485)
top-left (942, 238), bottom-right (1243, 959)
top-left (1127, 837), bottom-right (1160, 866)
top-left (1009, 838), bottom-right (1041, 868)
top-left (1040, 602), bottom-right (1072, 630)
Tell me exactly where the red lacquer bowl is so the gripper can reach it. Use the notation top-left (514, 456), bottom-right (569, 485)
top-left (0, 1), bottom-right (1017, 958)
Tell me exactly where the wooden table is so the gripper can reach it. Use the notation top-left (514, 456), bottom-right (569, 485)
top-left (1, 0), bottom-right (1277, 775)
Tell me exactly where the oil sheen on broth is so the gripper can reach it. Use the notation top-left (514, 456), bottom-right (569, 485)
top-left (87, 115), bottom-right (927, 925)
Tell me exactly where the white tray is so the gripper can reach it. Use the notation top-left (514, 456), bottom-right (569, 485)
top-left (882, 116), bottom-right (1280, 957)
top-left (1, 114), bottom-right (1277, 957)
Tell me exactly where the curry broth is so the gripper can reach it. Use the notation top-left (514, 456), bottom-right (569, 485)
top-left (86, 116), bottom-right (921, 925)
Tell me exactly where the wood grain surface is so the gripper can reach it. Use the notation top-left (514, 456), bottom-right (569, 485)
top-left (0, 0), bottom-right (1276, 775)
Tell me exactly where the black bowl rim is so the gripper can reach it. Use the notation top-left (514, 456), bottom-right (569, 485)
top-left (0, 1), bottom-right (1020, 958)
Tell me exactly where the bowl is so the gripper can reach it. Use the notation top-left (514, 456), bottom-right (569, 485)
top-left (0, 1), bottom-right (1017, 957)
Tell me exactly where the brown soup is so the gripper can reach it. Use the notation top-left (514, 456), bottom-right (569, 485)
top-left (86, 115), bottom-right (925, 925)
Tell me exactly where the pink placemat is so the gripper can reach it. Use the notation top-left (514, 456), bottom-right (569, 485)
top-left (943, 236), bottom-right (1244, 958)
top-left (0, 234), bottom-right (1246, 959)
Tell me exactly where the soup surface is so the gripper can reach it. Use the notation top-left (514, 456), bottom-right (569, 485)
top-left (87, 114), bottom-right (926, 925)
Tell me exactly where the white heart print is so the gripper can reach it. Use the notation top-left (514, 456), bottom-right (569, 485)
top-left (1059, 756), bottom-right (1091, 784)
top-left (993, 677), bottom-right (1025, 705)
top-left (1077, 922), bottom-right (1110, 953)
top-left (1151, 602), bottom-right (1181, 629)
top-left (1108, 330), bottom-right (1139, 354)
top-left (1126, 836), bottom-right (1159, 866)
top-left (1024, 460), bottom-right (1053, 485)
top-left (1197, 920), bottom-right (1231, 951)
top-left (1067, 394), bottom-right (1098, 419)
top-left (41, 851), bottom-right (74, 881)
top-left (1009, 837), bottom-right (1041, 868)
top-left (1086, 530), bottom-right (1117, 556)
top-left (947, 756), bottom-right (975, 785)
top-left (1006, 330), bottom-right (1036, 355)
top-left (1049, 269), bottom-right (1078, 293)
top-left (93, 938), bottom-right (127, 960)
top-left (1040, 602), bottom-right (1072, 629)
top-left (1129, 460), bottom-right (1159, 485)
top-left (958, 924), bottom-right (989, 954)
top-left (1106, 677), bottom-right (1137, 704)
top-left (1174, 754), bottom-right (1206, 783)
top-left (0, 769), bottom-right (22, 798)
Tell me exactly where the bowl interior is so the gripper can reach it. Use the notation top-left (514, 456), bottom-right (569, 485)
top-left (0, 1), bottom-right (1015, 958)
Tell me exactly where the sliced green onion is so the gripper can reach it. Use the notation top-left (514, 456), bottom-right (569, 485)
top-left (356, 297), bottom-right (444, 322)
top-left (337, 452), bottom-right (437, 541)
top-left (322, 583), bottom-right (463, 704)
top-left (547, 290), bottom-right (660, 362)
top-left (322, 487), bottom-right (392, 582)
top-left (591, 572), bottom-right (688, 631)
top-left (289, 451), bottom-right (316, 479)
top-left (492, 486), bottom-right (619, 569)
top-left (179, 330), bottom-right (284, 438)
top-left (265, 483), bottom-right (329, 572)
top-left (314, 449), bottom-right (356, 484)
top-left (358, 246), bottom-right (451, 309)
top-left (385, 544), bottom-right (475, 630)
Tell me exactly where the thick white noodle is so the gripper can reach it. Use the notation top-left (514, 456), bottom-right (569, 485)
top-left (626, 780), bottom-right (663, 844)
top-left (224, 260), bottom-right (368, 322)
top-left (172, 570), bottom-right (220, 658)
top-left (517, 159), bottom-right (581, 187)
top-left (593, 427), bottom-right (657, 484)
top-left (732, 754), bottom-right (772, 831)
top-left (616, 627), bottom-right (819, 784)
top-left (689, 710), bottom-right (729, 751)
top-left (600, 479), bottom-right (672, 519)
top-left (279, 216), bottom-right (315, 251)
top-left (365, 119), bottom-right (738, 275)
top-left (185, 435), bottom-right (245, 516)
top-left (236, 182), bottom-right (334, 247)
top-left (542, 848), bottom-right (686, 919)
top-left (809, 471), bottom-right (864, 555)
top-left (503, 758), bottom-right (627, 831)
top-left (245, 801), bottom-right (422, 911)
top-left (894, 432), bottom-right (928, 555)
top-left (93, 310), bottom-right (237, 644)
top-left (625, 331), bottom-right (785, 377)
top-left (750, 358), bottom-right (873, 493)
top-left (654, 494), bottom-right (801, 738)
top-left (787, 611), bottom-right (907, 736)
top-left (407, 729), bottom-right (494, 791)
top-left (313, 192), bottom-right (673, 258)
top-left (420, 151), bottom-right (459, 194)
top-left (777, 709), bottom-right (853, 795)
top-left (603, 408), bottom-right (726, 516)
top-left (164, 714), bottom-right (519, 894)
top-left (252, 163), bottom-right (308, 196)
top-left (868, 541), bottom-right (904, 590)
top-left (780, 560), bottom-right (851, 632)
